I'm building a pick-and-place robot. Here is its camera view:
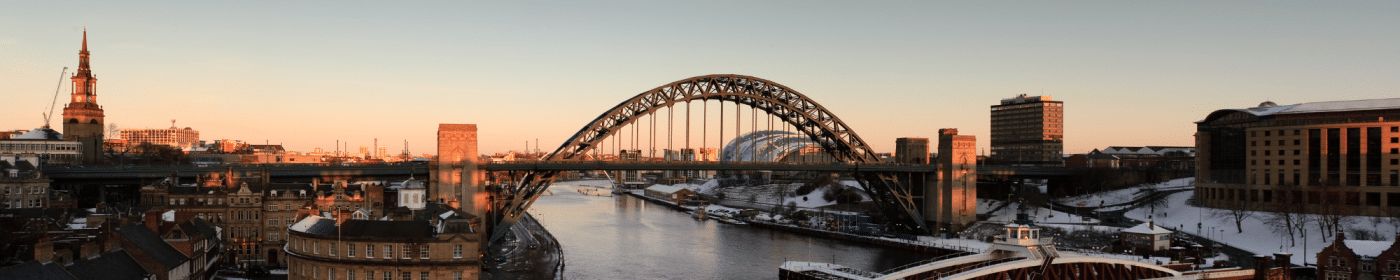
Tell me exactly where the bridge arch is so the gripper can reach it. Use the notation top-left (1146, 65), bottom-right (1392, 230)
top-left (491, 74), bottom-right (927, 243)
top-left (549, 74), bottom-right (879, 163)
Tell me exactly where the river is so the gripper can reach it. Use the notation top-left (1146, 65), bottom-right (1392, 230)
top-left (530, 180), bottom-right (938, 279)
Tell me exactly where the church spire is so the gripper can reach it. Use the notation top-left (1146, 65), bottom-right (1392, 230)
top-left (77, 27), bottom-right (91, 78)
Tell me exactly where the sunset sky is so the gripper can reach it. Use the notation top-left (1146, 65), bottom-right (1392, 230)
top-left (4, 1), bottom-right (1398, 156)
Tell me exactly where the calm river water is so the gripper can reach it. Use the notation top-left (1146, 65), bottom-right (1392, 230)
top-left (531, 180), bottom-right (937, 279)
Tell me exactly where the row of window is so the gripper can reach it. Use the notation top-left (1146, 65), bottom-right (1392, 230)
top-left (1204, 187), bottom-right (1400, 207)
top-left (0, 143), bottom-right (80, 151)
top-left (1247, 168), bottom-right (1400, 186)
top-left (296, 238), bottom-right (465, 260)
top-left (2, 186), bottom-right (45, 195)
top-left (3, 199), bottom-right (43, 208)
top-left (1251, 158), bottom-right (1400, 166)
top-left (296, 265), bottom-right (467, 280)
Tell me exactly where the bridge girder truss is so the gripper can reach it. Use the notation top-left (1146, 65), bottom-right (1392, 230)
top-left (490, 74), bottom-right (928, 243)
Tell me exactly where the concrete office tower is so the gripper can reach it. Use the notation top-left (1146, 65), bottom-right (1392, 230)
top-left (895, 138), bottom-right (930, 164)
top-left (990, 94), bottom-right (1064, 166)
top-left (62, 29), bottom-right (106, 165)
top-left (937, 129), bottom-right (978, 232)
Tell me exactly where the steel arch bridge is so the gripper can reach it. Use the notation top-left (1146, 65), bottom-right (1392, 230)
top-left (490, 74), bottom-right (926, 242)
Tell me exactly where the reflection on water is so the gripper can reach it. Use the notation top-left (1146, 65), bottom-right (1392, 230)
top-left (532, 180), bottom-right (936, 279)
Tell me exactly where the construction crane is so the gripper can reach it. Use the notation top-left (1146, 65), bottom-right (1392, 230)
top-left (42, 67), bottom-right (68, 129)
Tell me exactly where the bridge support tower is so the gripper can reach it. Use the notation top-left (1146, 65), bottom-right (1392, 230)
top-left (432, 124), bottom-right (488, 241)
top-left (931, 128), bottom-right (977, 234)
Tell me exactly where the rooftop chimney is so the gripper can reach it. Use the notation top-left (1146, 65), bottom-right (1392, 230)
top-left (144, 210), bottom-right (162, 232)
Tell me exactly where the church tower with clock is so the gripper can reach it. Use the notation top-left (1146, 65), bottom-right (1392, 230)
top-left (62, 28), bottom-right (106, 165)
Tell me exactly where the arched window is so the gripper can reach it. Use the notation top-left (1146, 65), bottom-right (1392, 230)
top-left (89, 119), bottom-right (99, 124)
top-left (68, 119), bottom-right (79, 124)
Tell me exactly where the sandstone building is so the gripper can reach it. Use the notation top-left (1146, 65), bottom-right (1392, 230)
top-left (285, 211), bottom-right (480, 280)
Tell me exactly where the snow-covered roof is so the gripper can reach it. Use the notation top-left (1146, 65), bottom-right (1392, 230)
top-left (645, 185), bottom-right (690, 194)
top-left (399, 179), bottom-right (425, 189)
top-left (1344, 240), bottom-right (1391, 258)
top-left (10, 128), bottom-right (62, 140)
top-left (1203, 97), bottom-right (1400, 122)
top-left (289, 215), bottom-right (335, 234)
top-left (1122, 222), bottom-right (1172, 235)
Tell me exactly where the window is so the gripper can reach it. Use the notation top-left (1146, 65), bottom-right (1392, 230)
top-left (285, 204), bottom-right (291, 210)
top-left (328, 268), bottom-right (335, 280)
top-left (268, 205), bottom-right (277, 211)
top-left (269, 218), bottom-right (278, 226)
top-left (314, 241), bottom-right (319, 254)
top-left (270, 232), bottom-right (279, 241)
top-left (348, 244), bottom-right (356, 257)
top-left (384, 271), bottom-right (392, 280)
top-left (402, 245), bottom-right (411, 259)
top-left (366, 271), bottom-right (374, 280)
top-left (330, 242), bottom-right (337, 256)
top-left (385, 245), bottom-right (394, 259)
top-left (454, 245), bottom-right (462, 258)
top-left (401, 272), bottom-right (411, 280)
top-left (1394, 137), bottom-right (1399, 143)
top-left (367, 244), bottom-right (375, 258)
top-left (454, 271), bottom-right (462, 280)
top-left (420, 272), bottom-right (429, 280)
top-left (348, 270), bottom-right (356, 280)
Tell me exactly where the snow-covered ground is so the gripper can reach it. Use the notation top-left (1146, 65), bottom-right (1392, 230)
top-left (1056, 178), bottom-right (1196, 211)
top-left (1119, 181), bottom-right (1394, 266)
top-left (983, 202), bottom-right (1100, 225)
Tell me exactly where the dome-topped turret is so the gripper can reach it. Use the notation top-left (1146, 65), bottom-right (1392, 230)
top-left (1256, 101), bottom-right (1279, 108)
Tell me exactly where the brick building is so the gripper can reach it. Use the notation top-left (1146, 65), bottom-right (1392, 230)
top-left (1317, 231), bottom-right (1400, 280)
top-left (1, 154), bottom-right (52, 209)
top-left (1196, 98), bottom-right (1400, 216)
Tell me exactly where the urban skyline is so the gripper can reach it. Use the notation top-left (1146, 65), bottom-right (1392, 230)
top-left (4, 1), bottom-right (1399, 156)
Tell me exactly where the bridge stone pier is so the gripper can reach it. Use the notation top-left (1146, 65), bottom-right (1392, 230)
top-left (431, 124), bottom-right (489, 240)
top-left (929, 128), bottom-right (977, 234)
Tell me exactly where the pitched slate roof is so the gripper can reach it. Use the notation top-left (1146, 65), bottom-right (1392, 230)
top-left (115, 224), bottom-right (188, 269)
top-left (0, 261), bottom-right (77, 280)
top-left (64, 249), bottom-right (149, 280)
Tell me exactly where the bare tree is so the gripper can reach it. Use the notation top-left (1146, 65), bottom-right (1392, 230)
top-left (1315, 188), bottom-right (1353, 240)
top-left (107, 123), bottom-right (119, 139)
top-left (1263, 210), bottom-right (1311, 247)
top-left (1210, 184), bottom-right (1254, 233)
